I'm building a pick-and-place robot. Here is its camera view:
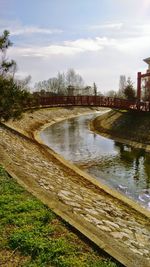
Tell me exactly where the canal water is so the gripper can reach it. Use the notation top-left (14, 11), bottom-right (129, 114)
top-left (40, 112), bottom-right (150, 209)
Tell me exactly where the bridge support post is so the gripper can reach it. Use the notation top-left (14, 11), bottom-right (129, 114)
top-left (137, 72), bottom-right (141, 101)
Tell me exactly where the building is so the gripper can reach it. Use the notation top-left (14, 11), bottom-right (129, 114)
top-left (143, 57), bottom-right (150, 71)
top-left (143, 57), bottom-right (150, 100)
top-left (67, 85), bottom-right (94, 96)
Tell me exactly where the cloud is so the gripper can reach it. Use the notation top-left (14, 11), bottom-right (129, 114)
top-left (9, 45), bottom-right (82, 57)
top-left (141, 0), bottom-right (150, 14)
top-left (5, 21), bottom-right (150, 91)
top-left (134, 23), bottom-right (150, 35)
top-left (90, 23), bottom-right (123, 30)
top-left (114, 35), bottom-right (150, 54)
top-left (64, 37), bottom-right (116, 51)
top-left (10, 26), bottom-right (63, 36)
top-left (0, 20), bottom-right (63, 36)
top-left (64, 38), bottom-right (103, 52)
top-left (8, 37), bottom-right (116, 58)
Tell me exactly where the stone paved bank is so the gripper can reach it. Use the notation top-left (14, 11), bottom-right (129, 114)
top-left (0, 108), bottom-right (150, 267)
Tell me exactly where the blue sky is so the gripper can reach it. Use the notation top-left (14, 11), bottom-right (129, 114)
top-left (1, 0), bottom-right (150, 92)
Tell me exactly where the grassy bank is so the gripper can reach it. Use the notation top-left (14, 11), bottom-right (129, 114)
top-left (0, 166), bottom-right (120, 267)
top-left (92, 110), bottom-right (150, 144)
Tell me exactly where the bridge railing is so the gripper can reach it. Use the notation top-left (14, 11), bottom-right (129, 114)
top-left (24, 95), bottom-right (150, 112)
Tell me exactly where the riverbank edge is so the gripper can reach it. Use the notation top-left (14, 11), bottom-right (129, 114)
top-left (90, 110), bottom-right (150, 152)
top-left (33, 111), bottom-right (150, 220)
top-left (33, 108), bottom-right (106, 140)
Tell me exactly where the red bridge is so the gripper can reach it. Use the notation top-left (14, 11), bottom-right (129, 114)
top-left (28, 69), bottom-right (150, 111)
top-left (30, 95), bottom-right (150, 112)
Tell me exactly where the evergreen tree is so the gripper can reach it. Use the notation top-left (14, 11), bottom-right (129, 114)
top-left (0, 30), bottom-right (31, 121)
top-left (0, 30), bottom-right (16, 77)
top-left (124, 77), bottom-right (135, 100)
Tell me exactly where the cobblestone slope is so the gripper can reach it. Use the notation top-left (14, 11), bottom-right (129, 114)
top-left (0, 108), bottom-right (150, 267)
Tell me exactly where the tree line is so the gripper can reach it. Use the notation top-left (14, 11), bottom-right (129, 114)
top-left (0, 30), bottom-right (98, 121)
top-left (0, 30), bottom-right (141, 121)
top-left (35, 69), bottom-right (84, 95)
top-left (106, 76), bottom-right (136, 100)
top-left (34, 70), bottom-right (98, 97)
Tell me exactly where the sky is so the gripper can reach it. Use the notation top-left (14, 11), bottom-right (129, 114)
top-left (1, 0), bottom-right (150, 92)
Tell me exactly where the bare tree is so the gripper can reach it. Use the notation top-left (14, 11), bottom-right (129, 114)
top-left (57, 72), bottom-right (66, 95)
top-left (35, 68), bottom-right (85, 95)
top-left (118, 75), bottom-right (126, 98)
top-left (93, 82), bottom-right (97, 96)
top-left (65, 68), bottom-right (84, 88)
top-left (16, 75), bottom-right (32, 92)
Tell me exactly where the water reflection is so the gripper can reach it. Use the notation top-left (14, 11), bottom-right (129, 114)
top-left (115, 142), bottom-right (150, 188)
top-left (40, 113), bottom-right (150, 209)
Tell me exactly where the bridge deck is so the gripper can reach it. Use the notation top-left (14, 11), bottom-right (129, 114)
top-left (29, 95), bottom-right (150, 112)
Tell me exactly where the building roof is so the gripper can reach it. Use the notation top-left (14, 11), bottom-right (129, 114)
top-left (143, 57), bottom-right (150, 64)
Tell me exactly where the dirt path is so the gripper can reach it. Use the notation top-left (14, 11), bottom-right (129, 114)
top-left (0, 107), bottom-right (150, 267)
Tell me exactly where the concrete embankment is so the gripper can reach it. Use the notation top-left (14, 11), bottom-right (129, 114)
top-left (91, 109), bottom-right (150, 151)
top-left (0, 107), bottom-right (150, 267)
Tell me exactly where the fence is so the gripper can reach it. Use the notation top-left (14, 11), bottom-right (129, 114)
top-left (26, 95), bottom-right (150, 112)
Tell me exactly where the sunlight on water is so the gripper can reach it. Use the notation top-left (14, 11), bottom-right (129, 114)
top-left (41, 112), bottom-right (150, 209)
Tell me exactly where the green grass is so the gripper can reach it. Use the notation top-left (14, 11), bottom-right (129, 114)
top-left (0, 166), bottom-right (121, 267)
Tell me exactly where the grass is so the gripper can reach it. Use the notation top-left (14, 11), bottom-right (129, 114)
top-left (0, 166), bottom-right (121, 267)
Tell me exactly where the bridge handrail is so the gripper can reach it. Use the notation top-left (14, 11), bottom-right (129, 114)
top-left (24, 95), bottom-right (150, 112)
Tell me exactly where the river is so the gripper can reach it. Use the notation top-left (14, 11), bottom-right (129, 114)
top-left (40, 112), bottom-right (150, 209)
